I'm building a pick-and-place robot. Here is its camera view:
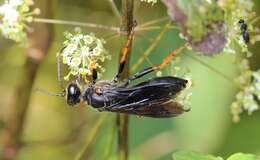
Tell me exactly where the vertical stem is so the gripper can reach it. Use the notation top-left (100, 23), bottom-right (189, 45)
top-left (117, 0), bottom-right (134, 160)
top-left (0, 1), bottom-right (53, 159)
top-left (117, 114), bottom-right (129, 160)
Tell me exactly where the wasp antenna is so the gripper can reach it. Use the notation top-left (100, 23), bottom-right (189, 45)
top-left (34, 88), bottom-right (66, 97)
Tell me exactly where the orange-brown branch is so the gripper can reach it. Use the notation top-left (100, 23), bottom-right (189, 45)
top-left (153, 42), bottom-right (189, 70)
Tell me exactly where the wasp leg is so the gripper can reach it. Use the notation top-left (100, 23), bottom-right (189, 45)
top-left (56, 46), bottom-right (66, 90)
top-left (113, 26), bottom-right (135, 83)
top-left (92, 68), bottom-right (98, 84)
top-left (122, 66), bottom-right (154, 86)
top-left (128, 67), bottom-right (154, 81)
top-left (153, 42), bottom-right (189, 70)
top-left (76, 75), bottom-right (82, 87)
top-left (124, 43), bottom-right (189, 85)
top-left (83, 69), bottom-right (97, 84)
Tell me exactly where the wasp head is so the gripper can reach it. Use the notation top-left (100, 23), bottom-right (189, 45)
top-left (67, 83), bottom-right (81, 106)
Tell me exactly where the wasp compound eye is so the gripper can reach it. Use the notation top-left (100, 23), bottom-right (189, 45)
top-left (67, 84), bottom-right (81, 106)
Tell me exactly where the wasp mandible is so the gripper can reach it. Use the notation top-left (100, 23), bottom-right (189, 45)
top-left (55, 26), bottom-right (190, 118)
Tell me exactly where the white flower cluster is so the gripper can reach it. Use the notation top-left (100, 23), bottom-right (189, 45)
top-left (0, 0), bottom-right (39, 42)
top-left (231, 59), bottom-right (260, 122)
top-left (167, 58), bottom-right (193, 108)
top-left (252, 70), bottom-right (260, 100)
top-left (140, 0), bottom-right (157, 5)
top-left (59, 30), bottom-right (111, 80)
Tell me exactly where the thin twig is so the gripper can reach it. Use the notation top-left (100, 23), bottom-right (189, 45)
top-left (74, 114), bottom-right (108, 160)
top-left (33, 17), bottom-right (178, 35)
top-left (131, 22), bottom-right (171, 72)
top-left (33, 18), bottom-right (120, 32)
top-left (183, 52), bottom-right (235, 83)
top-left (137, 16), bottom-right (169, 28)
top-left (107, 0), bottom-right (121, 21)
top-left (135, 25), bottom-right (176, 32)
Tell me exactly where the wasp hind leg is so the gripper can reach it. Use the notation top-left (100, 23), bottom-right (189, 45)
top-left (123, 42), bottom-right (189, 86)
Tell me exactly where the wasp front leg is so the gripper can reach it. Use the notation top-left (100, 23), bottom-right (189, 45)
top-left (84, 60), bottom-right (98, 84)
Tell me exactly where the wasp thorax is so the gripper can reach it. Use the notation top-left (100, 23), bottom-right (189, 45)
top-left (82, 86), bottom-right (92, 104)
top-left (67, 84), bottom-right (81, 106)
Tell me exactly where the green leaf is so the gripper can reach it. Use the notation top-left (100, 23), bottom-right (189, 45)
top-left (172, 150), bottom-right (223, 160)
top-left (227, 153), bottom-right (259, 160)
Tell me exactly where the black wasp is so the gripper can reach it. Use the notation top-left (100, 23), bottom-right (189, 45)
top-left (238, 19), bottom-right (250, 43)
top-left (55, 28), bottom-right (190, 118)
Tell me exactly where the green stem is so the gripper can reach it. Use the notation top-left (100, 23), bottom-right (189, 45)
top-left (33, 18), bottom-right (120, 32)
top-left (74, 114), bottom-right (108, 160)
top-left (103, 115), bottom-right (117, 160)
top-left (107, 0), bottom-right (121, 21)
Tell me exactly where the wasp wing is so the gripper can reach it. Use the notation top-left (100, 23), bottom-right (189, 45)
top-left (110, 98), bottom-right (187, 118)
top-left (100, 76), bottom-right (188, 118)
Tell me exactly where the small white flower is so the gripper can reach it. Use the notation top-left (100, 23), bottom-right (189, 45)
top-left (84, 35), bottom-right (94, 44)
top-left (93, 47), bottom-right (102, 56)
top-left (71, 34), bottom-right (83, 44)
top-left (253, 70), bottom-right (260, 81)
top-left (64, 43), bottom-right (77, 55)
top-left (3, 8), bottom-right (19, 22)
top-left (71, 57), bottom-right (81, 67)
top-left (62, 56), bottom-right (71, 65)
top-left (79, 68), bottom-right (91, 75)
top-left (81, 46), bottom-right (91, 56)
top-left (9, 0), bottom-right (24, 6)
top-left (140, 0), bottom-right (157, 5)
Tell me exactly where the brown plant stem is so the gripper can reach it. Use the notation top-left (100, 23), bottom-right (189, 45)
top-left (117, 0), bottom-right (134, 160)
top-left (0, 1), bottom-right (53, 159)
top-left (103, 115), bottom-right (117, 160)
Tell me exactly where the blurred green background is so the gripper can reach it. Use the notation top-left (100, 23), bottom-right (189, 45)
top-left (0, 0), bottom-right (260, 160)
